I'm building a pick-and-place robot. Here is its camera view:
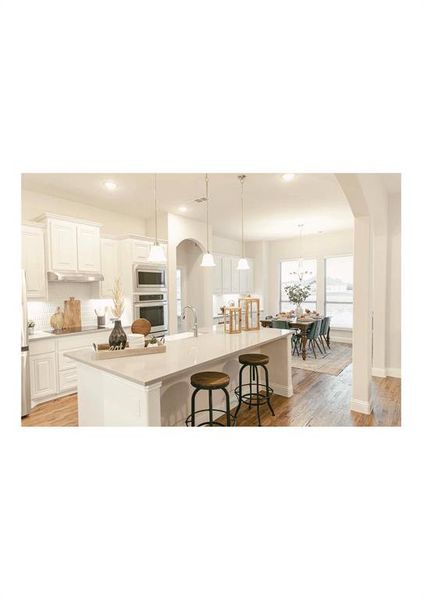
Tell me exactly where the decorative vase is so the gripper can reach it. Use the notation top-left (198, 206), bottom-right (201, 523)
top-left (295, 305), bottom-right (303, 318)
top-left (109, 319), bottom-right (127, 349)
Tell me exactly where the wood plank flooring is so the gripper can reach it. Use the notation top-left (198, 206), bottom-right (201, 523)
top-left (21, 364), bottom-right (401, 427)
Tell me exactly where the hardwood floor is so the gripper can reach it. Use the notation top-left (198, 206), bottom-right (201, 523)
top-left (21, 364), bottom-right (401, 427)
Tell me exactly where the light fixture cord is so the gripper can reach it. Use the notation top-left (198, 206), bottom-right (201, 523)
top-left (241, 176), bottom-right (245, 257)
top-left (154, 173), bottom-right (158, 244)
top-left (205, 173), bottom-right (209, 252)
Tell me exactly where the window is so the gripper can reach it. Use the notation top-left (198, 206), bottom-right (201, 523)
top-left (325, 255), bottom-right (353, 328)
top-left (280, 259), bottom-right (317, 312)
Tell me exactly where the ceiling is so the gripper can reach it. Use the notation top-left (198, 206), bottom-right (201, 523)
top-left (21, 173), bottom-right (399, 241)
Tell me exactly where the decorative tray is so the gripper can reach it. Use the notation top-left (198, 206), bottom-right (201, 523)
top-left (93, 345), bottom-right (166, 360)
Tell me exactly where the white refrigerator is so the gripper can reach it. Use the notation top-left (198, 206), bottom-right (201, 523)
top-left (21, 270), bottom-right (31, 417)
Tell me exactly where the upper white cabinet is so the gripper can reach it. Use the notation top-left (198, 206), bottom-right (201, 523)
top-left (22, 226), bottom-right (46, 298)
top-left (101, 238), bottom-right (120, 297)
top-left (49, 219), bottom-right (78, 271)
top-left (77, 224), bottom-right (101, 272)
top-left (212, 255), bottom-right (223, 294)
top-left (132, 240), bottom-right (152, 262)
top-left (240, 258), bottom-right (255, 295)
top-left (221, 256), bottom-right (232, 293)
top-left (231, 257), bottom-right (240, 294)
top-left (36, 215), bottom-right (102, 273)
top-left (212, 254), bottom-right (255, 295)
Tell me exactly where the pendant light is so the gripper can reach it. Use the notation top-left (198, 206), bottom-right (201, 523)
top-left (200, 173), bottom-right (216, 267)
top-left (148, 174), bottom-right (166, 263)
top-left (237, 174), bottom-right (250, 270)
top-left (291, 223), bottom-right (310, 281)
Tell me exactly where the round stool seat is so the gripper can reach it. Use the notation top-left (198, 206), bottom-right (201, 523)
top-left (190, 371), bottom-right (230, 390)
top-left (238, 353), bottom-right (269, 366)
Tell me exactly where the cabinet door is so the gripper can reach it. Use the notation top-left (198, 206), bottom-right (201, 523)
top-left (222, 256), bottom-right (232, 293)
top-left (101, 239), bottom-right (120, 297)
top-left (212, 255), bottom-right (223, 294)
top-left (240, 258), bottom-right (255, 294)
top-left (231, 258), bottom-right (240, 294)
top-left (50, 220), bottom-right (77, 271)
top-left (132, 241), bottom-right (152, 262)
top-left (30, 352), bottom-right (57, 400)
top-left (77, 224), bottom-right (101, 272)
top-left (22, 227), bottom-right (46, 297)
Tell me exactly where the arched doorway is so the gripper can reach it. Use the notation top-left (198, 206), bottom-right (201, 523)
top-left (176, 238), bottom-right (208, 333)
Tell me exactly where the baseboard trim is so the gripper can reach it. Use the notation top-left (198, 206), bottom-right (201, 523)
top-left (372, 367), bottom-right (387, 378)
top-left (350, 398), bottom-right (372, 415)
top-left (330, 336), bottom-right (352, 344)
top-left (271, 382), bottom-right (294, 398)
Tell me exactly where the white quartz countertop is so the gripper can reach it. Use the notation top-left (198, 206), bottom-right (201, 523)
top-left (65, 326), bottom-right (291, 386)
top-left (29, 325), bottom-right (131, 341)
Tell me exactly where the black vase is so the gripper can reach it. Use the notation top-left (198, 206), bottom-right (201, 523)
top-left (109, 319), bottom-right (127, 349)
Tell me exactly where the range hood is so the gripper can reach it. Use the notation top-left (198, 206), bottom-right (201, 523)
top-left (47, 271), bottom-right (104, 283)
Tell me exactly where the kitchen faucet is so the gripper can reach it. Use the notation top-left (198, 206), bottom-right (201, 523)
top-left (182, 305), bottom-right (198, 337)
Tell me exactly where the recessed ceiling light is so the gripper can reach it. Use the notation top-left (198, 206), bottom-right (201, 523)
top-left (282, 173), bottom-right (295, 182)
top-left (178, 206), bottom-right (187, 212)
top-left (103, 180), bottom-right (117, 191)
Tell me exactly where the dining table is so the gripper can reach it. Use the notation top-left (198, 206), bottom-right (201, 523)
top-left (260, 317), bottom-right (330, 360)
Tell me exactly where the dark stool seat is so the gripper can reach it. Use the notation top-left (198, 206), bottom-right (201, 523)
top-left (235, 353), bottom-right (274, 426)
top-left (239, 353), bottom-right (269, 366)
top-left (186, 370), bottom-right (235, 427)
top-left (190, 371), bottom-right (230, 390)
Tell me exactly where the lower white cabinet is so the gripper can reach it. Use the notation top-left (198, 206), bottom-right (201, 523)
top-left (29, 328), bottom-right (130, 404)
top-left (30, 352), bottom-right (57, 400)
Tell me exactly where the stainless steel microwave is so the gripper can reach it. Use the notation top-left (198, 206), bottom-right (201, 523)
top-left (133, 264), bottom-right (167, 291)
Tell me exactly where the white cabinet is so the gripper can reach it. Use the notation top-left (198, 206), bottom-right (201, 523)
top-left (240, 258), bottom-right (255, 294)
top-left (231, 257), bottom-right (240, 294)
top-left (49, 219), bottom-right (78, 271)
top-left (222, 256), bottom-right (232, 293)
top-left (132, 240), bottom-right (152, 262)
top-left (22, 226), bottom-right (46, 297)
top-left (213, 255), bottom-right (223, 294)
top-left (30, 352), bottom-right (57, 400)
top-left (36, 215), bottom-right (102, 274)
top-left (101, 239), bottom-right (120, 297)
top-left (77, 224), bottom-right (101, 272)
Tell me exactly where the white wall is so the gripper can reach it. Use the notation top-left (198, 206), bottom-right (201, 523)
top-left (22, 189), bottom-right (147, 236)
top-left (213, 235), bottom-right (241, 256)
top-left (386, 195), bottom-right (401, 374)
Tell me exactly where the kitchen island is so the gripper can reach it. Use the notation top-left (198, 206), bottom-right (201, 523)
top-left (65, 326), bottom-right (293, 426)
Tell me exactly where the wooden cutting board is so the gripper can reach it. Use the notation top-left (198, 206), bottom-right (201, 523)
top-left (131, 318), bottom-right (151, 335)
top-left (63, 297), bottom-right (81, 329)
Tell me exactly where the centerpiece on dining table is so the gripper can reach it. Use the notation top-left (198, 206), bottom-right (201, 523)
top-left (283, 281), bottom-right (312, 319)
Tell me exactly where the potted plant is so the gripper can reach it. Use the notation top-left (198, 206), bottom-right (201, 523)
top-left (284, 282), bottom-right (311, 318)
top-left (27, 320), bottom-right (35, 335)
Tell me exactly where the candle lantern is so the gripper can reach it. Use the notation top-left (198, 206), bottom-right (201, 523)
top-left (238, 297), bottom-right (260, 331)
top-left (223, 306), bottom-right (242, 334)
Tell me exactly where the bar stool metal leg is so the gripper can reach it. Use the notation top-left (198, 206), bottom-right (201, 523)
top-left (191, 388), bottom-right (200, 427)
top-left (223, 387), bottom-right (231, 426)
top-left (263, 364), bottom-right (275, 416)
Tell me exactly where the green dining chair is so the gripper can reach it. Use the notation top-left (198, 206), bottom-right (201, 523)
top-left (306, 319), bottom-right (325, 358)
top-left (319, 316), bottom-right (331, 350)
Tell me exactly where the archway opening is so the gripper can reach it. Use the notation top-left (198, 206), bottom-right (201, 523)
top-left (176, 238), bottom-right (207, 333)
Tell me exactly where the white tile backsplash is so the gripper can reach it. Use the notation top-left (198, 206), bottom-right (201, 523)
top-left (27, 282), bottom-right (131, 330)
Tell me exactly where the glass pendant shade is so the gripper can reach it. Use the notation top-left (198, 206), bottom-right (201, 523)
top-left (201, 252), bottom-right (216, 267)
top-left (148, 242), bottom-right (166, 263)
top-left (237, 257), bottom-right (250, 270)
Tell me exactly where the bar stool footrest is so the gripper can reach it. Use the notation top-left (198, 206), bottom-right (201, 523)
top-left (234, 383), bottom-right (274, 406)
top-left (185, 408), bottom-right (237, 427)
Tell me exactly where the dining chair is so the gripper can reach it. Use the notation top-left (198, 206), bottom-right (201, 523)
top-left (306, 319), bottom-right (325, 358)
top-left (319, 316), bottom-right (331, 351)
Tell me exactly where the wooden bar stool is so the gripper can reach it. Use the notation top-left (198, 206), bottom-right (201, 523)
top-left (186, 371), bottom-right (236, 427)
top-left (234, 354), bottom-right (275, 426)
